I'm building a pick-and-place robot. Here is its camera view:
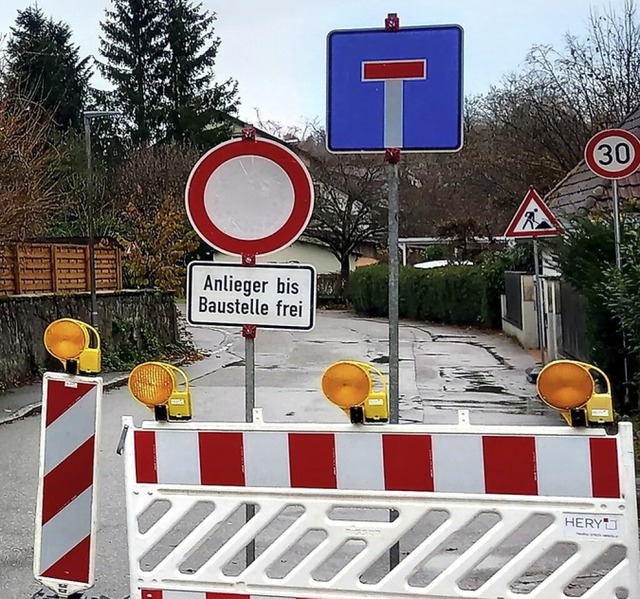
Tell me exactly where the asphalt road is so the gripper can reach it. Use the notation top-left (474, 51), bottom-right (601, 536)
top-left (0, 312), bottom-right (563, 599)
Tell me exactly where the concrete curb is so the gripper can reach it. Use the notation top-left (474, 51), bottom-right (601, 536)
top-left (0, 373), bottom-right (129, 427)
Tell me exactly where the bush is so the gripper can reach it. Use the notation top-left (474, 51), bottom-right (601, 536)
top-left (348, 264), bottom-right (389, 317)
top-left (348, 246), bottom-right (534, 329)
top-left (550, 215), bottom-right (636, 412)
top-left (598, 221), bottom-right (640, 411)
top-left (349, 264), bottom-right (497, 328)
top-left (402, 265), bottom-right (490, 325)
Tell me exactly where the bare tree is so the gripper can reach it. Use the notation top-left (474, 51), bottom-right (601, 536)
top-left (398, 0), bottom-right (640, 241)
top-left (297, 134), bottom-right (387, 283)
top-left (528, 0), bottom-right (640, 131)
top-left (110, 143), bottom-right (201, 291)
top-left (477, 0), bottom-right (640, 191)
top-left (0, 95), bottom-right (59, 242)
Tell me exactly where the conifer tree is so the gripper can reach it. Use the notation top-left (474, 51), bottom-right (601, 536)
top-left (98, 0), bottom-right (166, 145)
top-left (4, 5), bottom-right (90, 131)
top-left (161, 0), bottom-right (239, 146)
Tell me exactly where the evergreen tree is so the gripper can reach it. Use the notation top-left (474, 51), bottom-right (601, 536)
top-left (4, 6), bottom-right (90, 130)
top-left (98, 0), bottom-right (166, 145)
top-left (161, 0), bottom-right (239, 146)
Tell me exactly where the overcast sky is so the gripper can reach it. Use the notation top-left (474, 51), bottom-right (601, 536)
top-left (0, 1), bottom-right (630, 127)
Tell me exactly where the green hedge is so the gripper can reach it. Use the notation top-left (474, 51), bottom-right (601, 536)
top-left (347, 263), bottom-right (503, 328)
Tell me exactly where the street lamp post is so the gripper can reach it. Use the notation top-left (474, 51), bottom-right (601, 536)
top-left (83, 110), bottom-right (122, 328)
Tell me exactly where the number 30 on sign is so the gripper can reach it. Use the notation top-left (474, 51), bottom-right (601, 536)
top-left (585, 128), bottom-right (640, 180)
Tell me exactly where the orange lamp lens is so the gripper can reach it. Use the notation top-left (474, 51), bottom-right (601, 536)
top-left (322, 363), bottom-right (371, 408)
top-left (44, 319), bottom-right (87, 360)
top-left (537, 361), bottom-right (594, 410)
top-left (129, 363), bottom-right (175, 407)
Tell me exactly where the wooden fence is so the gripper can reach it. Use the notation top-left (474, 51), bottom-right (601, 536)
top-left (317, 273), bottom-right (345, 300)
top-left (0, 242), bottom-right (122, 296)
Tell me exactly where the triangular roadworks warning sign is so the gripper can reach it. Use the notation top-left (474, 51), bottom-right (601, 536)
top-left (504, 187), bottom-right (562, 239)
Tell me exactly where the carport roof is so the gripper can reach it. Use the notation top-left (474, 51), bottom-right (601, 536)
top-left (547, 107), bottom-right (640, 217)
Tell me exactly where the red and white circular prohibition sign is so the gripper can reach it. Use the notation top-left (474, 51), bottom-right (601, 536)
top-left (584, 128), bottom-right (640, 180)
top-left (185, 137), bottom-right (314, 256)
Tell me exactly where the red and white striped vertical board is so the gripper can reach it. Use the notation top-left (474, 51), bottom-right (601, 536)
top-left (34, 372), bottom-right (103, 597)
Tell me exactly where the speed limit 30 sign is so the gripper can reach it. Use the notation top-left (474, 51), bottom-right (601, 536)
top-left (585, 128), bottom-right (640, 180)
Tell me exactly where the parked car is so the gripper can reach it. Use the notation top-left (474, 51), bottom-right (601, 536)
top-left (412, 259), bottom-right (473, 269)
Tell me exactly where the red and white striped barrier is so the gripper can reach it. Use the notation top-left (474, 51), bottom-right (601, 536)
top-left (34, 372), bottom-right (103, 598)
top-left (123, 416), bottom-right (640, 599)
top-left (133, 427), bottom-right (620, 498)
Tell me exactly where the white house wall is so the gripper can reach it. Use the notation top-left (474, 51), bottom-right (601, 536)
top-left (211, 241), bottom-right (356, 275)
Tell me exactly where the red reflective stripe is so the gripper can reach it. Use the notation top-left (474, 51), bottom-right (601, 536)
top-left (41, 535), bottom-right (91, 583)
top-left (140, 591), bottom-right (163, 599)
top-left (289, 433), bottom-right (337, 488)
top-left (363, 60), bottom-right (426, 80)
top-left (135, 431), bottom-right (158, 484)
top-left (42, 436), bottom-right (94, 524)
top-left (590, 437), bottom-right (621, 498)
top-left (199, 432), bottom-right (245, 486)
top-left (45, 380), bottom-right (96, 426)
top-left (383, 434), bottom-right (433, 491)
top-left (483, 436), bottom-right (538, 495)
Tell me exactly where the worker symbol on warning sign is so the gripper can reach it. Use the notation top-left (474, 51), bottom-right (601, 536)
top-left (504, 187), bottom-right (562, 239)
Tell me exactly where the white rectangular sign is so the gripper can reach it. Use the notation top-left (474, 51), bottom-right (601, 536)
top-left (563, 512), bottom-right (622, 540)
top-left (187, 262), bottom-right (316, 330)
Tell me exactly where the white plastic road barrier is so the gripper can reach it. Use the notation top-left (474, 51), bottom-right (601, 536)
top-left (34, 372), bottom-right (103, 597)
top-left (122, 413), bottom-right (640, 599)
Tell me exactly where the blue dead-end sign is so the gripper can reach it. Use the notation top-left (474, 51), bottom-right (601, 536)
top-left (327, 24), bottom-right (464, 153)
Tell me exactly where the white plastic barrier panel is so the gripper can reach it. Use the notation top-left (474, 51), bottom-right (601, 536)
top-left (122, 415), bottom-right (640, 599)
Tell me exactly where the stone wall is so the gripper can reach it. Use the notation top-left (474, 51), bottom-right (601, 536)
top-left (0, 290), bottom-right (177, 386)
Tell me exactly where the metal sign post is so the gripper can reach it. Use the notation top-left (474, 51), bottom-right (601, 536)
top-left (386, 149), bottom-right (401, 571)
top-left (532, 238), bottom-right (546, 366)
top-left (327, 15), bottom-right (464, 573)
top-left (185, 127), bottom-right (316, 569)
top-left (584, 129), bottom-right (640, 407)
top-left (242, 253), bottom-right (257, 422)
top-left (612, 178), bottom-right (623, 268)
top-left (504, 187), bottom-right (562, 364)
top-left (185, 128), bottom-right (316, 419)
top-left (386, 149), bottom-right (401, 424)
top-left (327, 15), bottom-right (464, 416)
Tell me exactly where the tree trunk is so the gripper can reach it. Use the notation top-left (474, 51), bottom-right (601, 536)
top-left (340, 255), bottom-right (351, 298)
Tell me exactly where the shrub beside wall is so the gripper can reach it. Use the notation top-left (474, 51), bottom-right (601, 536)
top-left (348, 264), bottom-right (503, 328)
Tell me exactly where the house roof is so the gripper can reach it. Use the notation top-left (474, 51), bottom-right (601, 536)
top-left (210, 110), bottom-right (299, 148)
top-left (547, 107), bottom-right (640, 216)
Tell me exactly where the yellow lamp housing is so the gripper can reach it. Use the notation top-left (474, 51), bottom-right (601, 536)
top-left (43, 318), bottom-right (101, 375)
top-left (536, 360), bottom-right (614, 427)
top-left (128, 362), bottom-right (192, 421)
top-left (321, 361), bottom-right (389, 424)
top-left (582, 363), bottom-right (614, 425)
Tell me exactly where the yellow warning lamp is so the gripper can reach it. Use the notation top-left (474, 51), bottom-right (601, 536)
top-left (322, 361), bottom-right (389, 424)
top-left (537, 360), bottom-right (614, 427)
top-left (43, 318), bottom-right (101, 375)
top-left (128, 362), bottom-right (192, 421)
